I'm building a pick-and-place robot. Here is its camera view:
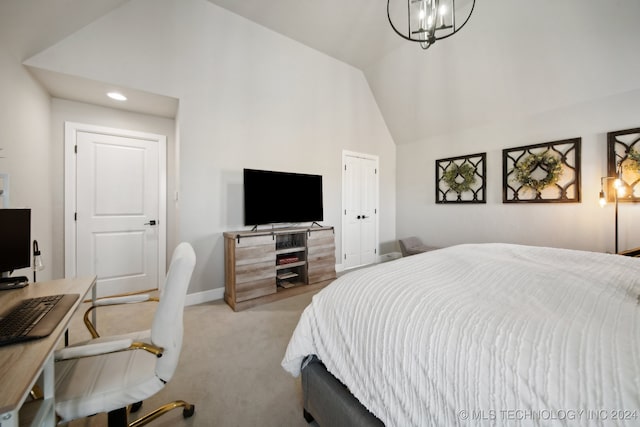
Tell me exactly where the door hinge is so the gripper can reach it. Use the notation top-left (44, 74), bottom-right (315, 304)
top-left (344, 254), bottom-right (347, 260)
top-left (344, 209), bottom-right (347, 215)
top-left (375, 208), bottom-right (377, 214)
top-left (375, 248), bottom-right (377, 254)
top-left (375, 168), bottom-right (377, 174)
top-left (344, 164), bottom-right (347, 171)
top-left (74, 145), bottom-right (77, 154)
top-left (74, 212), bottom-right (77, 221)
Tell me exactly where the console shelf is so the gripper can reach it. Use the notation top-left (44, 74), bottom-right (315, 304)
top-left (275, 246), bottom-right (306, 255)
top-left (224, 226), bottom-right (336, 311)
top-left (276, 260), bottom-right (306, 270)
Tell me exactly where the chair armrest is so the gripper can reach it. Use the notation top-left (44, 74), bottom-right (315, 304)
top-left (55, 338), bottom-right (133, 360)
top-left (130, 341), bottom-right (164, 357)
top-left (55, 338), bottom-right (164, 360)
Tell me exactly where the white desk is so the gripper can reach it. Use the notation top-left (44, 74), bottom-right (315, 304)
top-left (0, 277), bottom-right (96, 427)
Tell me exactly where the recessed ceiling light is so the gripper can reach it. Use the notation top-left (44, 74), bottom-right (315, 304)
top-left (107, 92), bottom-right (127, 101)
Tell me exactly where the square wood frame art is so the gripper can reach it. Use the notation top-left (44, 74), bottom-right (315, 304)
top-left (435, 153), bottom-right (486, 204)
top-left (607, 127), bottom-right (640, 203)
top-left (503, 138), bottom-right (581, 203)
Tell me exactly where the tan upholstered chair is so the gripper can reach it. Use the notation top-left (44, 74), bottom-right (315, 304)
top-left (54, 242), bottom-right (196, 427)
top-left (398, 236), bottom-right (438, 257)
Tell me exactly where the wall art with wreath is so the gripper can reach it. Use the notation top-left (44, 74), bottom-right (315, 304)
top-left (436, 153), bottom-right (486, 204)
top-left (607, 127), bottom-right (640, 203)
top-left (503, 138), bottom-right (581, 203)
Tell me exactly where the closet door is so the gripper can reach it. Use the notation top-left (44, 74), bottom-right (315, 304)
top-left (342, 152), bottom-right (378, 269)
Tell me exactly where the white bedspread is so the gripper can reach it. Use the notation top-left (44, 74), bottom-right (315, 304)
top-left (282, 243), bottom-right (640, 426)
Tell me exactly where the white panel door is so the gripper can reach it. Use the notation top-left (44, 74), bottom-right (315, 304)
top-left (342, 153), bottom-right (378, 269)
top-left (74, 130), bottom-right (162, 297)
top-left (359, 158), bottom-right (377, 265)
top-left (343, 155), bottom-right (361, 267)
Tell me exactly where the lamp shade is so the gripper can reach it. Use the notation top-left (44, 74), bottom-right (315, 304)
top-left (33, 240), bottom-right (44, 271)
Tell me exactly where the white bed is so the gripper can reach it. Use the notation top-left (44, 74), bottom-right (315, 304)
top-left (282, 243), bottom-right (640, 426)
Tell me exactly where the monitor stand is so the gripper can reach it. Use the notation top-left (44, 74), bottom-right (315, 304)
top-left (0, 274), bottom-right (29, 290)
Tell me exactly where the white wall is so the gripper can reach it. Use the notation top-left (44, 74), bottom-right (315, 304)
top-left (371, 0), bottom-right (640, 254)
top-left (49, 99), bottom-right (177, 279)
top-left (396, 90), bottom-right (640, 253)
top-left (0, 46), bottom-right (53, 280)
top-left (26, 0), bottom-right (396, 294)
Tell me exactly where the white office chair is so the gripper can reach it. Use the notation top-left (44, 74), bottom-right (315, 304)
top-left (54, 242), bottom-right (196, 426)
top-left (81, 242), bottom-right (186, 340)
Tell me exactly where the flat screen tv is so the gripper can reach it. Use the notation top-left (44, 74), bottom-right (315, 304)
top-left (0, 208), bottom-right (31, 277)
top-left (244, 169), bottom-right (323, 226)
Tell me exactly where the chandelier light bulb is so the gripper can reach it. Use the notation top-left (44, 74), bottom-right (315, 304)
top-left (438, 4), bottom-right (447, 27)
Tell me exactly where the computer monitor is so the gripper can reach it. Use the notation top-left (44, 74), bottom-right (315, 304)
top-left (0, 209), bottom-right (31, 278)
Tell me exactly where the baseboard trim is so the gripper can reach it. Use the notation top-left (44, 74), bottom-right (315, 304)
top-left (185, 287), bottom-right (225, 306)
top-left (184, 262), bottom-right (344, 306)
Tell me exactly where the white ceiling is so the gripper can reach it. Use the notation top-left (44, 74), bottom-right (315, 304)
top-left (1, 0), bottom-right (406, 119)
top-left (0, 0), bottom-right (404, 69)
top-left (0, 0), bottom-right (180, 118)
top-left (0, 0), bottom-right (129, 61)
top-left (28, 66), bottom-right (179, 118)
top-left (204, 0), bottom-right (474, 70)
top-left (4, 0), bottom-right (638, 145)
top-left (204, 0), bottom-right (404, 70)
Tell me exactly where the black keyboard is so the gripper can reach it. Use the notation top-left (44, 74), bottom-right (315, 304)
top-left (0, 294), bottom-right (79, 347)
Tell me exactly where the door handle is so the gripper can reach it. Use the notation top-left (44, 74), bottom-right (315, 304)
top-left (357, 215), bottom-right (361, 219)
top-left (362, 215), bottom-right (369, 219)
top-left (144, 220), bottom-right (157, 226)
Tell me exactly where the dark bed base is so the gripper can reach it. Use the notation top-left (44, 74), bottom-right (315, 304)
top-left (301, 356), bottom-right (384, 427)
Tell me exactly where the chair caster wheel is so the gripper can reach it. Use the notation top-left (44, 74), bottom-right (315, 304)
top-left (130, 401), bottom-right (143, 413)
top-left (183, 405), bottom-right (195, 418)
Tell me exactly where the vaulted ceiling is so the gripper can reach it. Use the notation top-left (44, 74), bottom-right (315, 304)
top-left (0, 0), bottom-right (129, 60)
top-left (0, 0), bottom-right (407, 129)
top-left (204, 0), bottom-right (404, 70)
top-left (2, 0), bottom-right (640, 145)
top-left (1, 0), bottom-right (400, 68)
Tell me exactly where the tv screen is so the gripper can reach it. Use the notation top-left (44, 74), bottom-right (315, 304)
top-left (244, 169), bottom-right (323, 226)
top-left (0, 208), bottom-right (31, 275)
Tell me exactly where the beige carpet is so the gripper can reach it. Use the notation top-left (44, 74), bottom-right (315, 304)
top-left (62, 288), bottom-right (323, 427)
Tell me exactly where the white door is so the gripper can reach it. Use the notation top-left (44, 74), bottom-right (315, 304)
top-left (65, 123), bottom-right (166, 298)
top-left (342, 152), bottom-right (378, 269)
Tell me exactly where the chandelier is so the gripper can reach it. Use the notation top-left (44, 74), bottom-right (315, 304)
top-left (387, 0), bottom-right (476, 50)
